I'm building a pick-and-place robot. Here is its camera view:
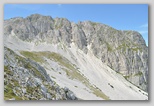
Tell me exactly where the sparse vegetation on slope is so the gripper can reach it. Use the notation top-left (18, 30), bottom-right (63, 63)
top-left (20, 51), bottom-right (110, 100)
top-left (4, 47), bottom-right (78, 100)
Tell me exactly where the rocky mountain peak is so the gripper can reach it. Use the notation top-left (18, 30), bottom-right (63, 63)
top-left (4, 14), bottom-right (148, 93)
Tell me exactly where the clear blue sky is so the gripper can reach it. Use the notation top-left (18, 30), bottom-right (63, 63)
top-left (4, 4), bottom-right (148, 46)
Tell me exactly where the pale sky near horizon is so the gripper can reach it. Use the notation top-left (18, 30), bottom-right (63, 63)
top-left (4, 4), bottom-right (148, 46)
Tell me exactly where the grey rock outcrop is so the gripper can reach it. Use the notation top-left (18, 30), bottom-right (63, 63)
top-left (4, 47), bottom-right (78, 100)
top-left (4, 14), bottom-right (148, 92)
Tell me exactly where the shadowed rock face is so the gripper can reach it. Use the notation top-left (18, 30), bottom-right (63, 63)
top-left (4, 14), bottom-right (148, 92)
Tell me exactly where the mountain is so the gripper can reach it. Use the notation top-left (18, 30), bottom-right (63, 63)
top-left (4, 14), bottom-right (148, 100)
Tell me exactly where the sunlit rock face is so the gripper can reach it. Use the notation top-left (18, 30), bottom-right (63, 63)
top-left (4, 14), bottom-right (148, 100)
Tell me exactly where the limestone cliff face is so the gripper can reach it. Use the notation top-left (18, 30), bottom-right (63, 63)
top-left (4, 14), bottom-right (148, 92)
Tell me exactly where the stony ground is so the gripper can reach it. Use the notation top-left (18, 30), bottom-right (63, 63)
top-left (4, 47), bottom-right (78, 100)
